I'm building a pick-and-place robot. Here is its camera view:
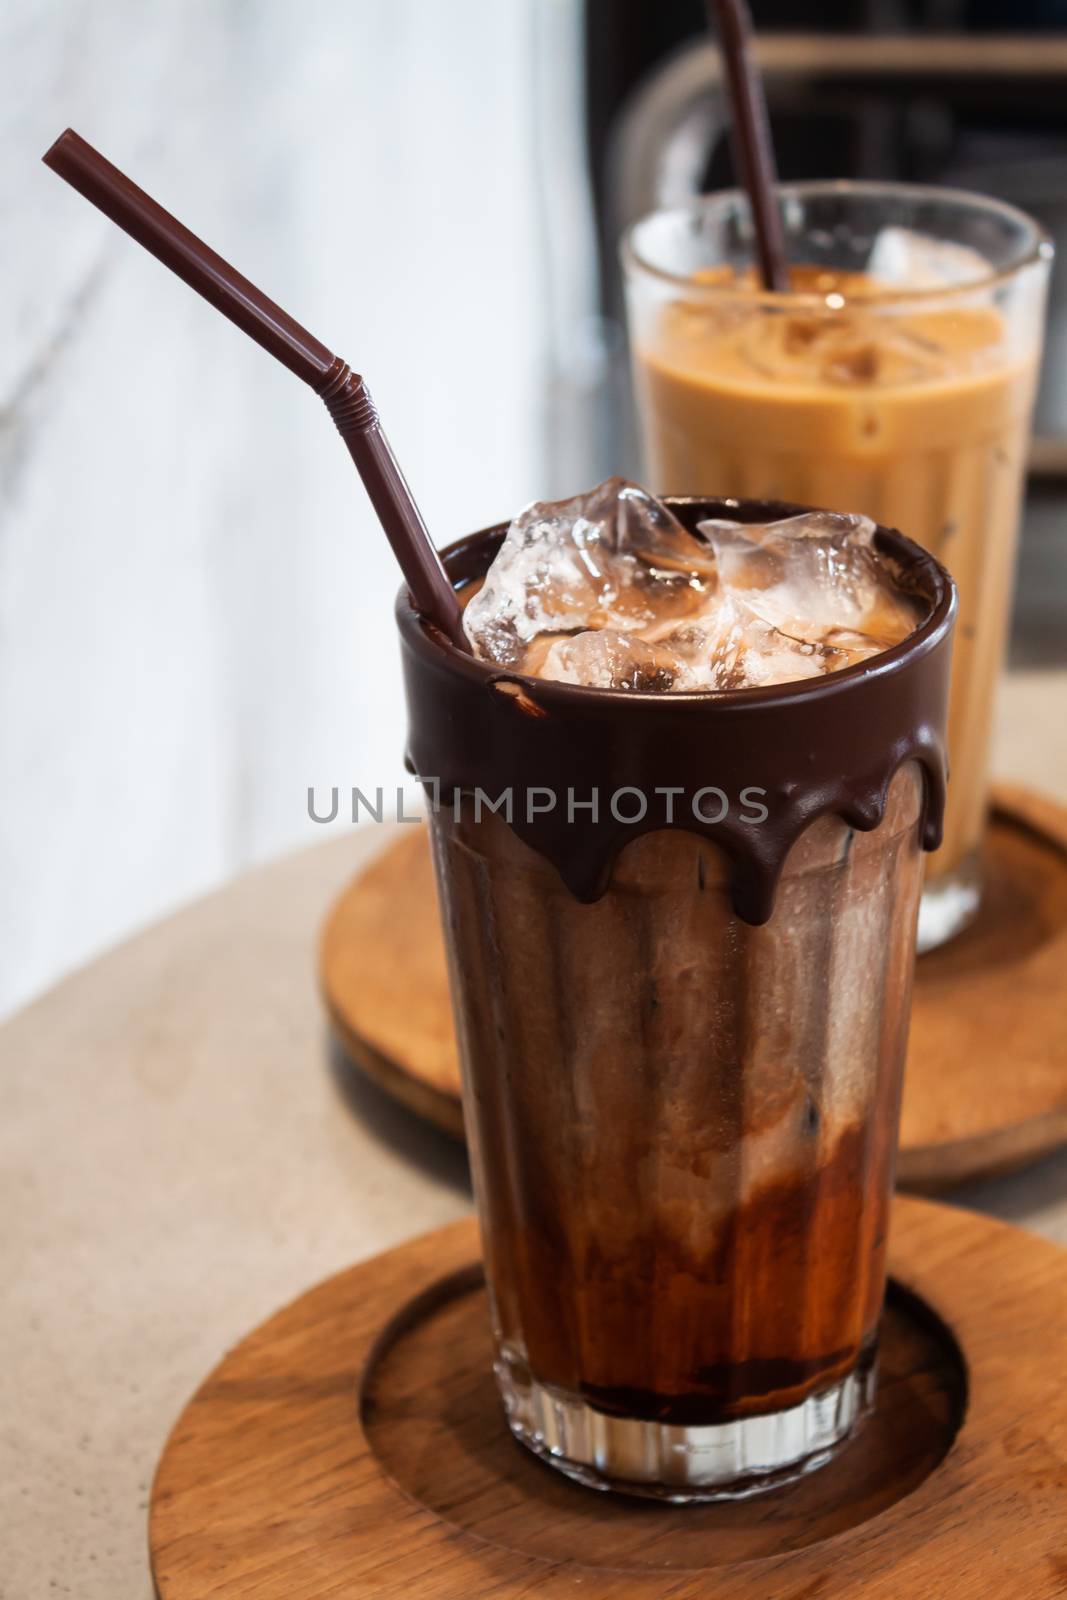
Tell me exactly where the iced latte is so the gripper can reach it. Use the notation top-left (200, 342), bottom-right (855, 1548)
top-left (624, 184), bottom-right (1048, 946)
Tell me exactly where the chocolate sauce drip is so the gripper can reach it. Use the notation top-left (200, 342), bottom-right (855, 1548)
top-left (398, 497), bottom-right (955, 924)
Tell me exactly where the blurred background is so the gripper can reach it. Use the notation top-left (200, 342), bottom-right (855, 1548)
top-left (4, 0), bottom-right (1067, 1017)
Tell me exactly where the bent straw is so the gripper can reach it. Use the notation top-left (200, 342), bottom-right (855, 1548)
top-left (42, 129), bottom-right (468, 647)
top-left (707, 0), bottom-right (789, 292)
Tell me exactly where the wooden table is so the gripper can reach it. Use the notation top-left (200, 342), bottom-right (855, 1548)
top-left (2, 672), bottom-right (1065, 1599)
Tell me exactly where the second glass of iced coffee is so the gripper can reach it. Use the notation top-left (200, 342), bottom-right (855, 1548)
top-left (624, 184), bottom-right (1048, 947)
top-left (400, 481), bottom-right (955, 1500)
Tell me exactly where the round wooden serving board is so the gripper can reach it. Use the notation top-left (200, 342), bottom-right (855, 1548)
top-left (319, 785), bottom-right (1067, 1189)
top-left (150, 1199), bottom-right (1067, 1598)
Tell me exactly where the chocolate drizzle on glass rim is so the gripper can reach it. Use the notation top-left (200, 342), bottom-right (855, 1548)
top-left (398, 497), bottom-right (956, 925)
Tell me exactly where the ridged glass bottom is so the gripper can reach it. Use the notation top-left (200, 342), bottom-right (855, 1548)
top-left (497, 1349), bottom-right (877, 1503)
top-left (917, 849), bottom-right (982, 953)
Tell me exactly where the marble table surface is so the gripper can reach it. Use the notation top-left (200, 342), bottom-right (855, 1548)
top-left (2, 668), bottom-right (1066, 1599)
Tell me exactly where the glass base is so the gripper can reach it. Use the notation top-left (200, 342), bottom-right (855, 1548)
top-left (496, 1350), bottom-right (876, 1503)
top-left (917, 850), bottom-right (982, 954)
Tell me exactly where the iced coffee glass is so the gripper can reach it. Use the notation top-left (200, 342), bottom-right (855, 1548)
top-left (398, 495), bottom-right (955, 1500)
top-left (623, 184), bottom-right (1048, 948)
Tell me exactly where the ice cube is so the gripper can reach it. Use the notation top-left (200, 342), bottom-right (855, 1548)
top-left (697, 593), bottom-right (853, 689)
top-left (738, 308), bottom-right (950, 388)
top-left (466, 490), bottom-right (918, 693)
top-left (529, 594), bottom-right (855, 693)
top-left (697, 511), bottom-right (919, 656)
top-left (868, 226), bottom-right (990, 292)
top-left (537, 630), bottom-right (696, 691)
top-left (463, 477), bottom-right (716, 670)
top-left (731, 240), bottom-right (997, 388)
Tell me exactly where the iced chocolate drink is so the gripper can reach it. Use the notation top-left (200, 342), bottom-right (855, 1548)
top-left (398, 481), bottom-right (955, 1500)
top-left (623, 184), bottom-right (1048, 948)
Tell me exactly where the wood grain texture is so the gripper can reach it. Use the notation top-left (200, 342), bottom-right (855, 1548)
top-left (319, 823), bottom-right (465, 1135)
top-left (150, 1198), bottom-right (1067, 1598)
top-left (900, 784), bottom-right (1067, 1190)
top-left (361, 1270), bottom-right (964, 1568)
top-left (319, 787), bottom-right (1067, 1182)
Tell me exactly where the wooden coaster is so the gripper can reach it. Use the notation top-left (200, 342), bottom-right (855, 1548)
top-left (899, 785), bottom-right (1067, 1191)
top-left (319, 822), bottom-right (465, 1138)
top-left (149, 1198), bottom-right (1067, 1598)
top-left (319, 785), bottom-right (1067, 1185)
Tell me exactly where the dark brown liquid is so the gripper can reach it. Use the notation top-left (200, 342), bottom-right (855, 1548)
top-left (430, 766), bottom-right (922, 1425)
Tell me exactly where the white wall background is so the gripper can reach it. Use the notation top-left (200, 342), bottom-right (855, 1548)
top-left (1, 0), bottom-right (597, 1016)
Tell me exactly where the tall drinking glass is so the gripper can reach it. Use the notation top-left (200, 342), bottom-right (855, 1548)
top-left (398, 497), bottom-right (955, 1500)
top-left (623, 184), bottom-right (1048, 948)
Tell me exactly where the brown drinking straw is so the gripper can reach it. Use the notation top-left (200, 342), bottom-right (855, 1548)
top-left (41, 129), bottom-right (468, 648)
top-left (707, 0), bottom-right (789, 292)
